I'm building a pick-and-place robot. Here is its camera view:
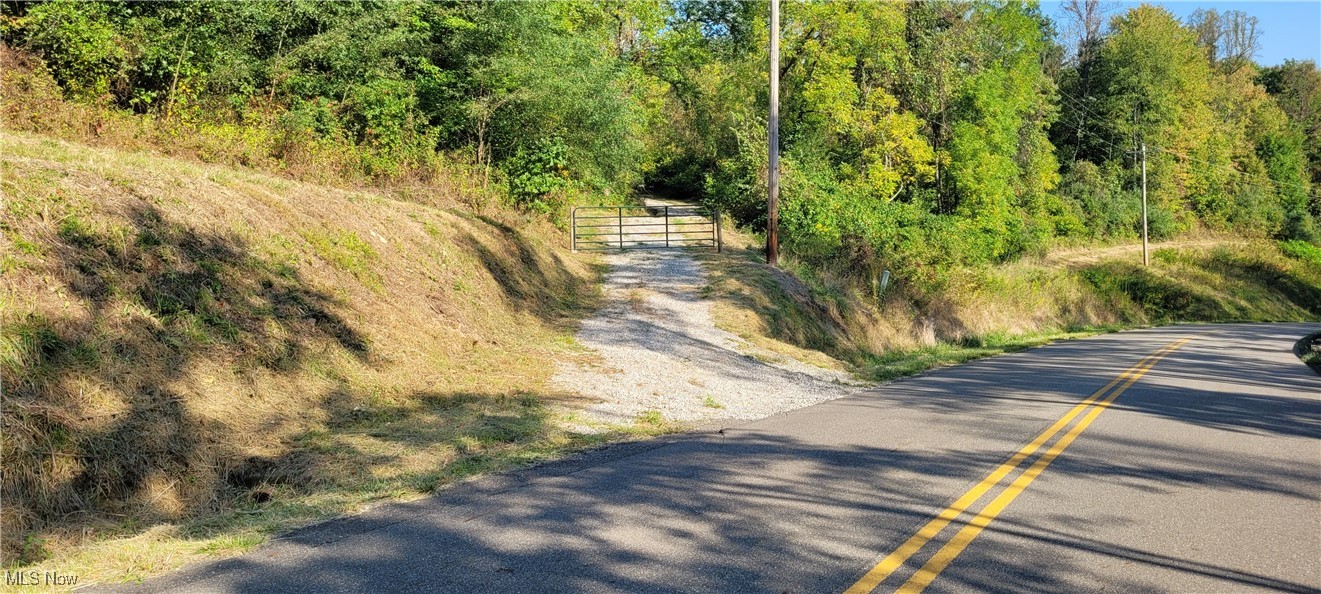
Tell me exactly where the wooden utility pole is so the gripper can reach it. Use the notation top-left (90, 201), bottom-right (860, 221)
top-left (1141, 142), bottom-right (1149, 267)
top-left (767, 0), bottom-right (780, 266)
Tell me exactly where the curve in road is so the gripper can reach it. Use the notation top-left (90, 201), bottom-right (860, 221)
top-left (106, 323), bottom-right (1321, 594)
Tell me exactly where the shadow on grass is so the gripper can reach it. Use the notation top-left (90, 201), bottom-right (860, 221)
top-left (2, 204), bottom-right (371, 562)
top-left (694, 246), bottom-right (852, 357)
top-left (0, 204), bottom-right (599, 567)
top-left (1081, 250), bottom-right (1321, 323)
top-left (126, 325), bottom-right (1321, 593)
top-left (452, 213), bottom-right (600, 330)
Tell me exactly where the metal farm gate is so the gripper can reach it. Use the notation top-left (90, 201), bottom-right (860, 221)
top-left (571, 204), bottom-right (721, 252)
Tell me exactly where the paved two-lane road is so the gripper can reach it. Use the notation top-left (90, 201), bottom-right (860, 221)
top-left (116, 323), bottom-right (1321, 593)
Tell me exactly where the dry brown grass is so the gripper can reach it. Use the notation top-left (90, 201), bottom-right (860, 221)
top-left (0, 45), bottom-right (494, 212)
top-left (695, 223), bottom-right (1319, 383)
top-left (0, 130), bottom-right (630, 585)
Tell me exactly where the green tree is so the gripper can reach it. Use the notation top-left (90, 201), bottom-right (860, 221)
top-left (1087, 5), bottom-right (1215, 234)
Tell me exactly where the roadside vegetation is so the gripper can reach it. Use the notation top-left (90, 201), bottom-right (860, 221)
top-left (701, 224), bottom-right (1321, 383)
top-left (1297, 332), bottom-right (1321, 374)
top-left (0, 128), bottom-right (690, 584)
top-left (2, 0), bottom-right (1319, 587)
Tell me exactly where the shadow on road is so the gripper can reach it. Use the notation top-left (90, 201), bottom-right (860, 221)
top-left (127, 324), bottom-right (1320, 594)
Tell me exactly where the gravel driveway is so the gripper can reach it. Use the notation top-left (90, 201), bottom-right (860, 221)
top-left (553, 248), bottom-right (866, 425)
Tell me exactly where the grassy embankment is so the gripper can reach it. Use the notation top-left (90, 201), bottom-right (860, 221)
top-left (696, 225), bottom-right (1321, 381)
top-left (2, 39), bottom-right (1319, 589)
top-left (0, 43), bottom-right (675, 587)
top-left (0, 130), bottom-right (689, 585)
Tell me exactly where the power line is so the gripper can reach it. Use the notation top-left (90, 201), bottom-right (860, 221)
top-left (1054, 90), bottom-right (1320, 201)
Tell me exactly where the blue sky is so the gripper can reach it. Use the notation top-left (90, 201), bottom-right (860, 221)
top-left (1043, 1), bottom-right (1321, 66)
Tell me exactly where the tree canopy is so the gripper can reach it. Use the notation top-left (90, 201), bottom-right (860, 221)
top-left (4, 0), bottom-right (1317, 275)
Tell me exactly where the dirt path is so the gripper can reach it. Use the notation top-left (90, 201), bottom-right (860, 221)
top-left (1038, 239), bottom-right (1246, 267)
top-left (553, 232), bottom-right (864, 426)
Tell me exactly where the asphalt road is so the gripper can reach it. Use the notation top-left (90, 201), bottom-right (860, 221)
top-left (111, 323), bottom-right (1321, 594)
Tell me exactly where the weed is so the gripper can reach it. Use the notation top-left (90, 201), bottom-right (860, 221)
top-left (194, 534), bottom-right (264, 557)
top-left (8, 233), bottom-right (42, 255)
top-left (702, 396), bottom-right (725, 409)
top-left (636, 410), bottom-right (664, 425)
top-left (858, 328), bottom-right (1109, 381)
top-left (0, 253), bottom-right (20, 272)
top-left (1297, 331), bottom-right (1321, 375)
top-left (0, 314), bottom-right (68, 379)
top-left (18, 534), bottom-right (49, 565)
top-left (300, 228), bottom-right (381, 289)
top-left (57, 214), bottom-right (98, 248)
top-left (1279, 240), bottom-right (1321, 268)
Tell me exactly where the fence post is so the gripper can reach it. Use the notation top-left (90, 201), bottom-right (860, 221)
top-left (665, 205), bottom-right (671, 248)
top-left (715, 209), bottom-right (722, 253)
top-left (618, 206), bottom-right (624, 251)
top-left (571, 208), bottom-right (577, 253)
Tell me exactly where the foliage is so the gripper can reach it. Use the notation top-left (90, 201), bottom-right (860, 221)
top-left (2, 0), bottom-right (1318, 277)
top-left (2, 0), bottom-right (653, 204)
top-left (1279, 239), bottom-right (1321, 268)
top-left (11, 0), bottom-right (126, 99)
top-left (1258, 60), bottom-right (1321, 219)
top-left (504, 137), bottom-right (570, 213)
top-left (4, 0), bottom-right (1321, 576)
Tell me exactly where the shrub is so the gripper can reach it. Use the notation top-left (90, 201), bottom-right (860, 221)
top-left (1059, 161), bottom-right (1138, 239)
top-left (503, 137), bottom-right (570, 213)
top-left (13, 1), bottom-right (126, 100)
top-left (1279, 239), bottom-right (1321, 267)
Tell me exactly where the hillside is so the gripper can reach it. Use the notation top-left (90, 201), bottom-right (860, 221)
top-left (697, 228), bottom-right (1321, 382)
top-left (2, 1), bottom-right (1320, 586)
top-left (0, 131), bottom-right (618, 580)
top-left (2, 130), bottom-right (1320, 587)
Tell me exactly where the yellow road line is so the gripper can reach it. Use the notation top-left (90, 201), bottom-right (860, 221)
top-left (844, 337), bottom-right (1192, 594)
top-left (895, 337), bottom-right (1190, 593)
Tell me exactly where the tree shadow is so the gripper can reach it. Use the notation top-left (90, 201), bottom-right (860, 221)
top-left (694, 245), bottom-right (855, 357)
top-left (2, 204), bottom-right (370, 562)
top-left (123, 403), bottom-right (1319, 593)
top-left (4, 198), bottom-right (607, 567)
top-left (452, 213), bottom-right (598, 329)
top-left (94, 324), bottom-right (1320, 593)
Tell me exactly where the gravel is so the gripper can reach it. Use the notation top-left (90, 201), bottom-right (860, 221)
top-left (552, 248), bottom-right (867, 426)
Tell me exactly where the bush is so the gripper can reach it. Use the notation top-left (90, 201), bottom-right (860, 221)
top-left (1059, 161), bottom-right (1137, 239)
top-left (1228, 184), bottom-right (1286, 238)
top-left (1279, 239), bottom-right (1321, 267)
top-left (13, 1), bottom-right (126, 100)
top-left (503, 137), bottom-right (570, 213)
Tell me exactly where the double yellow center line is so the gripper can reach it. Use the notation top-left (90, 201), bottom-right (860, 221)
top-left (844, 336), bottom-right (1195, 594)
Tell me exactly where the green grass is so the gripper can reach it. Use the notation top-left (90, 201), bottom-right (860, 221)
top-left (299, 228), bottom-right (382, 289)
top-left (1279, 240), bottom-right (1321, 268)
top-left (1297, 331), bottom-right (1321, 375)
top-left (193, 534), bottom-right (265, 557)
top-left (1080, 245), bottom-right (1321, 323)
top-left (0, 313), bottom-right (81, 382)
top-left (7, 232), bottom-right (42, 255)
top-left (858, 327), bottom-right (1122, 381)
top-left (635, 409), bottom-right (664, 425)
top-left (698, 231), bottom-right (1319, 388)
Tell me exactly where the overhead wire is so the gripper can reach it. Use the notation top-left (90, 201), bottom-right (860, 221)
top-left (1053, 89), bottom-right (1321, 202)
